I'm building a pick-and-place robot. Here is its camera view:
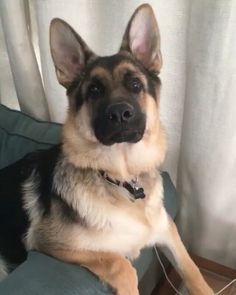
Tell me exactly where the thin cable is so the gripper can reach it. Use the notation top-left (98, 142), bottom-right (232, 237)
top-left (154, 246), bottom-right (183, 295)
top-left (154, 246), bottom-right (236, 295)
top-left (215, 278), bottom-right (236, 295)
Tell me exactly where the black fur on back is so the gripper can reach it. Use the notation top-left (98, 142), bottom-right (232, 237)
top-left (0, 145), bottom-right (62, 268)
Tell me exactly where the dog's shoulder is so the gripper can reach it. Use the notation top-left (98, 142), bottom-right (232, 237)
top-left (22, 144), bottom-right (61, 177)
top-left (0, 145), bottom-right (62, 266)
top-left (0, 144), bottom-right (62, 232)
top-left (0, 144), bottom-right (61, 182)
top-left (21, 144), bottom-right (62, 213)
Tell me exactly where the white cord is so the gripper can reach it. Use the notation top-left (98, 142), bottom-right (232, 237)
top-left (215, 278), bottom-right (236, 295)
top-left (154, 246), bottom-right (236, 295)
top-left (154, 246), bottom-right (183, 295)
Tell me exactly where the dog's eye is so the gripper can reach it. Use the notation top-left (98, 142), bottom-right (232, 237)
top-left (87, 83), bottom-right (103, 100)
top-left (127, 77), bottom-right (143, 93)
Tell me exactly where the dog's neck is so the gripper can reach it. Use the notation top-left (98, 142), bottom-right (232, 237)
top-left (62, 141), bottom-right (160, 182)
top-left (56, 149), bottom-right (160, 203)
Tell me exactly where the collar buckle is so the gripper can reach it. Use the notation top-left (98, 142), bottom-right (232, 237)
top-left (99, 171), bottom-right (145, 200)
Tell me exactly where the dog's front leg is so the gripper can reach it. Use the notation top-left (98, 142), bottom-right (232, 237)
top-left (156, 216), bottom-right (214, 295)
top-left (48, 249), bottom-right (139, 295)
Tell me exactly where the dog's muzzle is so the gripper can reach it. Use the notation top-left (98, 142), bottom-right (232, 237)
top-left (94, 101), bottom-right (146, 145)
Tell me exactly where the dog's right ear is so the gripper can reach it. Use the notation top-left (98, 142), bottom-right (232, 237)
top-left (120, 4), bottom-right (162, 74)
top-left (50, 19), bottom-right (95, 88)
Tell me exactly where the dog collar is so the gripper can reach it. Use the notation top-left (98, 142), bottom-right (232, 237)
top-left (99, 171), bottom-right (145, 200)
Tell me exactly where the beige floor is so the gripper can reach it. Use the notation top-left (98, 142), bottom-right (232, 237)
top-left (177, 270), bottom-right (236, 295)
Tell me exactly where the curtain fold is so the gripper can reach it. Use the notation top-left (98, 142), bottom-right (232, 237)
top-left (0, 0), bottom-right (49, 120)
top-left (178, 0), bottom-right (236, 268)
top-left (0, 0), bottom-right (235, 268)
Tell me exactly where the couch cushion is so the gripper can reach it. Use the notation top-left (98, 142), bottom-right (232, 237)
top-left (0, 104), bottom-right (61, 169)
top-left (0, 252), bottom-right (112, 295)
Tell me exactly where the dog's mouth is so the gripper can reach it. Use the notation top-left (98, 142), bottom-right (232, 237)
top-left (96, 127), bottom-right (145, 146)
top-left (110, 129), bottom-right (144, 144)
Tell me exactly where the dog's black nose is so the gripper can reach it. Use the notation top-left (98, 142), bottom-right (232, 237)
top-left (106, 102), bottom-right (134, 123)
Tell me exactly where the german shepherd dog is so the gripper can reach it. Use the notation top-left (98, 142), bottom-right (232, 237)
top-left (0, 4), bottom-right (213, 295)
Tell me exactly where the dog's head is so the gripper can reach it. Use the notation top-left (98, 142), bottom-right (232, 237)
top-left (50, 4), bottom-right (166, 179)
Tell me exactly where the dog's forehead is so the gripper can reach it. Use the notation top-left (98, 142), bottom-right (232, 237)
top-left (87, 54), bottom-right (143, 79)
top-left (67, 53), bottom-right (160, 100)
top-left (84, 54), bottom-right (161, 99)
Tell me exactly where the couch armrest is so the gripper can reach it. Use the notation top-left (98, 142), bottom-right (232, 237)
top-left (0, 251), bottom-right (112, 295)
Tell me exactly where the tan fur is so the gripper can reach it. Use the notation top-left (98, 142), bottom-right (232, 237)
top-left (90, 67), bottom-right (113, 82)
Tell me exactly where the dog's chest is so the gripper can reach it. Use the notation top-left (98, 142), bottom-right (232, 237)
top-left (67, 175), bottom-right (164, 257)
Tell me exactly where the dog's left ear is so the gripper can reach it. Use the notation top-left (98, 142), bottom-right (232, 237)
top-left (120, 4), bottom-right (162, 73)
top-left (50, 18), bottom-right (95, 88)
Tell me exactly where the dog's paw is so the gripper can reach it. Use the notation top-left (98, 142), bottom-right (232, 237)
top-left (114, 264), bottom-right (139, 295)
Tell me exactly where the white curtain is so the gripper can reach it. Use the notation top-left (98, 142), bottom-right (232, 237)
top-left (0, 0), bottom-right (236, 268)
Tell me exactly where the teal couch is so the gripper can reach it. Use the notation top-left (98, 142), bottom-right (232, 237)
top-left (0, 104), bottom-right (178, 295)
